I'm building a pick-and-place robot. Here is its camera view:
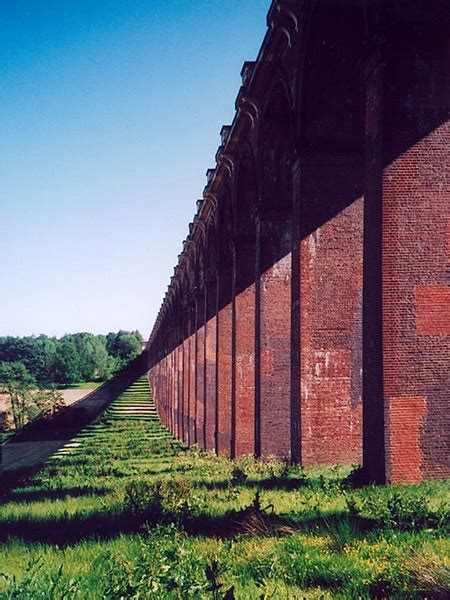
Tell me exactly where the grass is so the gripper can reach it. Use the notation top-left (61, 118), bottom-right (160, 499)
top-left (0, 377), bottom-right (449, 599)
top-left (1, 432), bottom-right (14, 444)
top-left (56, 381), bottom-right (103, 390)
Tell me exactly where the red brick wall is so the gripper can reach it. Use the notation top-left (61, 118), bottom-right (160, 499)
top-left (234, 280), bottom-right (256, 456)
top-left (300, 195), bottom-right (363, 466)
top-left (217, 301), bottom-right (232, 455)
top-left (182, 337), bottom-right (189, 444)
top-left (178, 343), bottom-right (185, 442)
top-left (204, 315), bottom-right (217, 451)
top-left (382, 124), bottom-right (450, 482)
top-left (258, 220), bottom-right (292, 459)
top-left (171, 349), bottom-right (177, 437)
top-left (188, 333), bottom-right (196, 445)
top-left (196, 324), bottom-right (205, 448)
top-left (144, 0), bottom-right (449, 485)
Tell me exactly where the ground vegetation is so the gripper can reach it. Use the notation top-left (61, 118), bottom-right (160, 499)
top-left (0, 379), bottom-right (448, 598)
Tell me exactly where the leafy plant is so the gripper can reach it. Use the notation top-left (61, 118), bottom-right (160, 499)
top-left (231, 465), bottom-right (248, 485)
top-left (0, 560), bottom-right (79, 599)
top-left (123, 476), bottom-right (194, 524)
top-left (205, 559), bottom-right (235, 599)
top-left (349, 488), bottom-right (449, 531)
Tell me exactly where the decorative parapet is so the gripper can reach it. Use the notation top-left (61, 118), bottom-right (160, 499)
top-left (241, 61), bottom-right (256, 86)
top-left (220, 125), bottom-right (232, 145)
top-left (148, 0), bottom-right (300, 345)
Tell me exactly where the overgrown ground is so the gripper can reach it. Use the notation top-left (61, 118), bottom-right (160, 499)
top-left (1, 378), bottom-right (449, 599)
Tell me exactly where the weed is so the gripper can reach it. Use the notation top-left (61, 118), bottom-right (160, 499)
top-left (231, 465), bottom-right (248, 485)
top-left (403, 548), bottom-right (450, 598)
top-left (205, 559), bottom-right (235, 599)
top-left (0, 559), bottom-right (79, 599)
top-left (1, 378), bottom-right (449, 599)
top-left (123, 475), bottom-right (194, 524)
top-left (351, 488), bottom-right (449, 532)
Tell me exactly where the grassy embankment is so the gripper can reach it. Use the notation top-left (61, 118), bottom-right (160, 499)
top-left (56, 381), bottom-right (103, 390)
top-left (0, 377), bottom-right (448, 599)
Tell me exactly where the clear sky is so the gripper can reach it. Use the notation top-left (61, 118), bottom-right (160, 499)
top-left (0, 0), bottom-right (270, 339)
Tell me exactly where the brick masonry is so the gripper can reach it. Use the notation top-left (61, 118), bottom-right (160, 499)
top-left (147, 0), bottom-right (449, 484)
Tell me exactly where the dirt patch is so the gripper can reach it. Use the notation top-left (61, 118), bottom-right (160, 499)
top-left (60, 388), bottom-right (97, 406)
top-left (0, 388), bottom-right (96, 412)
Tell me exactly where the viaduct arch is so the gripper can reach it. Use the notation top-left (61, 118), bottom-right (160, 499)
top-left (147, 0), bottom-right (449, 484)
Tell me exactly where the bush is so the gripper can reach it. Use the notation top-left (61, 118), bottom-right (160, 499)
top-left (123, 476), bottom-right (194, 524)
top-left (231, 466), bottom-right (248, 485)
top-left (101, 525), bottom-right (231, 599)
top-left (348, 488), bottom-right (449, 531)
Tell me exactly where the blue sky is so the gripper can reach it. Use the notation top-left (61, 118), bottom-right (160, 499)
top-left (0, 0), bottom-right (269, 339)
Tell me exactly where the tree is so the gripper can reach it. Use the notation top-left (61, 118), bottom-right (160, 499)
top-left (0, 330), bottom-right (144, 386)
top-left (33, 387), bottom-right (64, 418)
top-left (0, 361), bottom-right (36, 429)
top-left (106, 330), bottom-right (142, 370)
top-left (80, 335), bottom-right (109, 380)
top-left (0, 335), bottom-right (57, 383)
top-left (35, 335), bottom-right (58, 383)
top-left (52, 341), bottom-right (82, 385)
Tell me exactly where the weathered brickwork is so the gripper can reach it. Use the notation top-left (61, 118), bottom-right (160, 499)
top-left (259, 251), bottom-right (292, 459)
top-left (234, 283), bottom-right (256, 456)
top-left (147, 0), bottom-right (449, 484)
top-left (204, 315), bottom-right (217, 452)
top-left (196, 324), bottom-right (205, 449)
top-left (300, 199), bottom-right (363, 467)
top-left (217, 299), bottom-right (232, 455)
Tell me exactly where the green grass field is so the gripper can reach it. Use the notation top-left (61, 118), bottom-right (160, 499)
top-left (0, 432), bottom-right (14, 445)
top-left (1, 377), bottom-right (448, 599)
top-left (56, 381), bottom-right (103, 390)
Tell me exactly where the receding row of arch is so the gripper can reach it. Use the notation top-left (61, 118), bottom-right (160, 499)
top-left (147, 0), bottom-right (450, 484)
top-left (149, 1), bottom-right (367, 473)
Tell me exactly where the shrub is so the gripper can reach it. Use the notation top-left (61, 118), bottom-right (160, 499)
top-left (231, 466), bottom-right (248, 485)
top-left (123, 476), bottom-right (194, 524)
top-left (101, 525), bottom-right (224, 599)
top-left (348, 488), bottom-right (449, 531)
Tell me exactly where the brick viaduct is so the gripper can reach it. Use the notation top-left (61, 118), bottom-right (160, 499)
top-left (145, 0), bottom-right (449, 484)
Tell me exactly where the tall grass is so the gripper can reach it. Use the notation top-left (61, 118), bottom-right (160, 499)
top-left (1, 377), bottom-right (449, 598)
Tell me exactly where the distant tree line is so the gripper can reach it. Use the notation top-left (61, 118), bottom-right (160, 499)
top-left (0, 330), bottom-right (143, 386)
top-left (0, 361), bottom-right (64, 430)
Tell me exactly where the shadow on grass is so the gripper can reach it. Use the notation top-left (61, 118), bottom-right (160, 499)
top-left (193, 476), bottom-right (318, 491)
top-left (2, 485), bottom-right (111, 505)
top-left (1, 465), bottom-right (45, 498)
top-left (0, 504), bottom-right (374, 546)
